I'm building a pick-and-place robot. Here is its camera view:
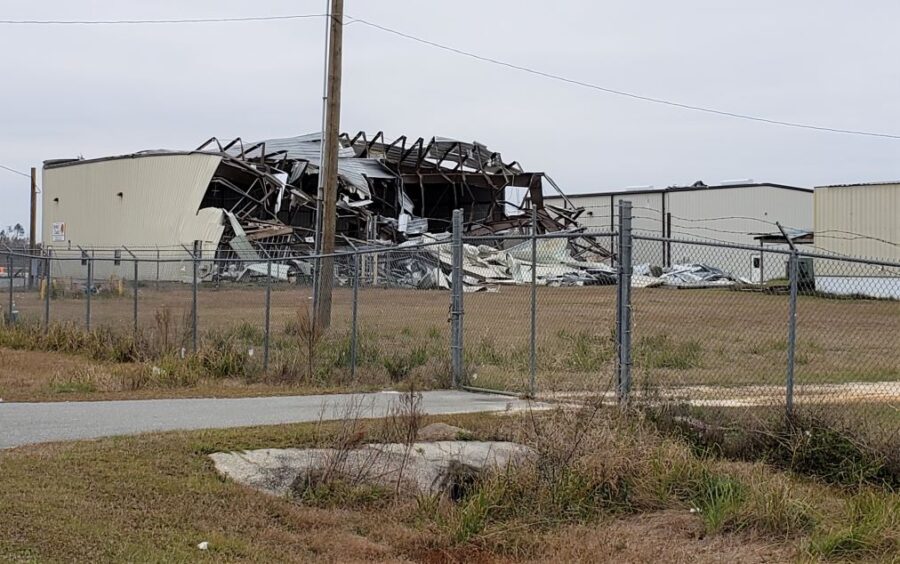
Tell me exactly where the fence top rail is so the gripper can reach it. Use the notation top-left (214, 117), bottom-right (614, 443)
top-left (632, 233), bottom-right (900, 269)
top-left (463, 230), bottom-right (617, 242)
top-left (2, 239), bottom-right (454, 264)
top-left (8, 234), bottom-right (898, 270)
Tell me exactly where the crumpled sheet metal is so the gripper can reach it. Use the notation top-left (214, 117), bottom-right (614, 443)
top-left (389, 234), bottom-right (618, 289)
top-left (660, 263), bottom-right (747, 286)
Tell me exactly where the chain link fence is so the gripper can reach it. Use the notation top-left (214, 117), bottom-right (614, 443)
top-left (2, 202), bottom-right (898, 449)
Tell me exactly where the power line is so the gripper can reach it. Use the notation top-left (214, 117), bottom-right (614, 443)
top-left (346, 17), bottom-right (900, 140)
top-left (814, 231), bottom-right (899, 248)
top-left (2, 12), bottom-right (899, 139)
top-left (0, 163), bottom-right (30, 178)
top-left (0, 14), bottom-right (326, 25)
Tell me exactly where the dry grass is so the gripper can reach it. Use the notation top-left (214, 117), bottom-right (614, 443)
top-left (0, 347), bottom-right (373, 402)
top-left (2, 407), bottom-right (896, 563)
top-left (8, 284), bottom-right (898, 392)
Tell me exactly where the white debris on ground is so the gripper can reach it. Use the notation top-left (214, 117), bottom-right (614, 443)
top-left (659, 263), bottom-right (750, 287)
top-left (209, 441), bottom-right (534, 499)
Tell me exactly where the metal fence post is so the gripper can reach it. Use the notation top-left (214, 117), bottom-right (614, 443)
top-left (786, 251), bottom-right (799, 416)
top-left (529, 207), bottom-right (538, 398)
top-left (616, 200), bottom-right (633, 406)
top-left (191, 241), bottom-right (199, 352)
top-left (155, 247), bottom-right (160, 290)
top-left (450, 209), bottom-right (465, 388)
top-left (86, 257), bottom-right (93, 331)
top-left (43, 252), bottom-right (51, 331)
top-left (264, 257), bottom-right (272, 371)
top-left (133, 259), bottom-right (139, 340)
top-left (350, 251), bottom-right (360, 379)
top-left (6, 252), bottom-right (13, 325)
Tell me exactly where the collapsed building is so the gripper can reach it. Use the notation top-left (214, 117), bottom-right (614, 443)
top-left (41, 131), bottom-right (609, 284)
top-left (193, 132), bottom-right (589, 250)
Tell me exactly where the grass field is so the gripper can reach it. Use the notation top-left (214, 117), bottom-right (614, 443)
top-left (6, 282), bottom-right (898, 397)
top-left (1, 409), bottom-right (897, 562)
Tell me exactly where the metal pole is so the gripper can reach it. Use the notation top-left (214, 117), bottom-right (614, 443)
top-left (665, 212), bottom-right (672, 268)
top-left (86, 258), bottom-right (93, 331)
top-left (450, 209), bottom-right (464, 387)
top-left (264, 258), bottom-right (272, 371)
top-left (155, 248), bottom-right (160, 290)
top-left (350, 252), bottom-right (360, 379)
top-left (786, 251), bottom-right (798, 416)
top-left (6, 253), bottom-right (12, 325)
top-left (529, 207), bottom-right (538, 398)
top-left (28, 167), bottom-right (37, 289)
top-left (133, 259), bottom-right (139, 340)
top-left (191, 242), bottom-right (199, 352)
top-left (43, 252), bottom-right (51, 331)
top-left (759, 239), bottom-right (765, 285)
top-left (616, 201), bottom-right (633, 405)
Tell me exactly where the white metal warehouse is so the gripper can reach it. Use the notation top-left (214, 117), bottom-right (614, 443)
top-left (42, 152), bottom-right (228, 281)
top-left (545, 182), bottom-right (813, 281)
top-left (813, 181), bottom-right (900, 298)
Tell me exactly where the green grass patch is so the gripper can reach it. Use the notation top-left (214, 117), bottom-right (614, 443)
top-left (637, 334), bottom-right (703, 370)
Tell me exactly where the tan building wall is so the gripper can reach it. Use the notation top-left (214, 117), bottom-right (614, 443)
top-left (813, 182), bottom-right (900, 280)
top-left (42, 153), bottom-right (226, 281)
top-left (548, 184), bottom-right (813, 280)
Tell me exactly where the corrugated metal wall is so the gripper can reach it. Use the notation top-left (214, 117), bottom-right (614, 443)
top-left (548, 186), bottom-right (813, 280)
top-left (667, 186), bottom-right (812, 280)
top-left (814, 184), bottom-right (900, 258)
top-left (814, 183), bottom-right (900, 277)
top-left (42, 153), bottom-right (224, 281)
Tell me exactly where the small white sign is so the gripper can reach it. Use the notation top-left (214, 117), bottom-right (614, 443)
top-left (51, 222), bottom-right (66, 242)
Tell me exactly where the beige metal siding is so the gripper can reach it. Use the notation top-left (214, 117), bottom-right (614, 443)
top-left (814, 183), bottom-right (900, 278)
top-left (550, 186), bottom-right (813, 280)
top-left (666, 186), bottom-right (812, 280)
top-left (613, 192), bottom-right (664, 265)
top-left (545, 190), bottom-right (665, 264)
top-left (42, 153), bottom-right (224, 280)
top-left (814, 184), bottom-right (899, 259)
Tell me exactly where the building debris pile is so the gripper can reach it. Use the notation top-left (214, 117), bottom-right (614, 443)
top-left (193, 131), bottom-right (601, 256)
top-left (187, 131), bottom-right (615, 283)
top-left (324, 236), bottom-right (748, 291)
top-left (633, 263), bottom-right (749, 289)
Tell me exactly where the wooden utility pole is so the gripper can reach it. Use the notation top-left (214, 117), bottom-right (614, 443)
top-left (315, 0), bottom-right (343, 329)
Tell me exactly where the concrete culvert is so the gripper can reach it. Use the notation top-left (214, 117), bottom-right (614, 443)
top-left (210, 441), bottom-right (534, 500)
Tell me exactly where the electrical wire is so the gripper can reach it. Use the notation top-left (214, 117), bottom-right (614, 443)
top-left (0, 163), bottom-right (30, 178)
top-left (345, 17), bottom-right (900, 140)
top-left (813, 232), bottom-right (899, 248)
top-left (648, 218), bottom-right (783, 238)
top-left (1, 12), bottom-right (899, 139)
top-left (0, 14), bottom-right (326, 25)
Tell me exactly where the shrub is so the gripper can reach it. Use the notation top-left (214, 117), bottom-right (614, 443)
top-left (809, 490), bottom-right (899, 560)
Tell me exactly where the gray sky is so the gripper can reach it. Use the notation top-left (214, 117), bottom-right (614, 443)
top-left (2, 0), bottom-right (899, 231)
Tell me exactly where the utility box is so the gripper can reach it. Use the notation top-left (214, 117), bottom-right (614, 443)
top-left (787, 257), bottom-right (815, 291)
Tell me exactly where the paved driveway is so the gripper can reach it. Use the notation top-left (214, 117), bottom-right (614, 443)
top-left (0, 390), bottom-right (535, 449)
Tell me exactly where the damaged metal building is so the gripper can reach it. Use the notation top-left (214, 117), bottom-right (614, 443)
top-left (41, 132), bottom-right (602, 282)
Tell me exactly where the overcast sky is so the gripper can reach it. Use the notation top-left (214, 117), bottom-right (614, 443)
top-left (2, 0), bottom-right (899, 231)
